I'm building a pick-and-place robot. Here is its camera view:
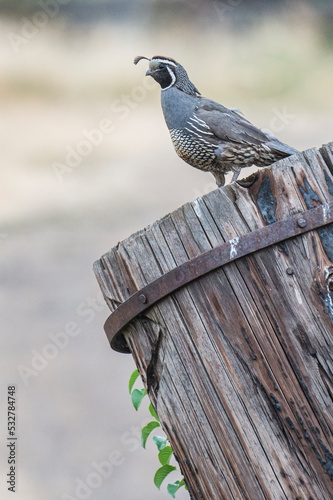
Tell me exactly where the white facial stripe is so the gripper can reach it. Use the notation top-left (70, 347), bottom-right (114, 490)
top-left (152, 58), bottom-right (177, 67)
top-left (161, 66), bottom-right (176, 91)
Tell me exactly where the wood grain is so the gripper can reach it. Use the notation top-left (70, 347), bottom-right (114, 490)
top-left (94, 142), bottom-right (333, 499)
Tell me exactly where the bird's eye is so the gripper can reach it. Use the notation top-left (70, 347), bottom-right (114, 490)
top-left (159, 64), bottom-right (165, 69)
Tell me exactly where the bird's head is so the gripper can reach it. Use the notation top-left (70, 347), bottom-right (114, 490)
top-left (134, 55), bottom-right (201, 96)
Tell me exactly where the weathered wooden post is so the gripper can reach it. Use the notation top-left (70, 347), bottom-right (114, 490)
top-left (94, 143), bottom-right (333, 499)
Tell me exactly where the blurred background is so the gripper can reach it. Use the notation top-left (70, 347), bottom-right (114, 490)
top-left (0, 1), bottom-right (332, 499)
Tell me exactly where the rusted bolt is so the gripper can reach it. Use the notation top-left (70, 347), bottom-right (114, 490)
top-left (139, 294), bottom-right (147, 304)
top-left (297, 218), bottom-right (307, 228)
top-left (286, 267), bottom-right (294, 276)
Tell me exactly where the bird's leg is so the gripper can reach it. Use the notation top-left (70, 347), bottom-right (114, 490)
top-left (231, 169), bottom-right (241, 183)
top-left (212, 171), bottom-right (225, 187)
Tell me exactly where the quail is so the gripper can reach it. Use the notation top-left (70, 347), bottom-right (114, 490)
top-left (134, 55), bottom-right (299, 186)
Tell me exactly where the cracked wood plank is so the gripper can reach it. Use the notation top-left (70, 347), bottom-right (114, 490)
top-left (94, 142), bottom-right (333, 500)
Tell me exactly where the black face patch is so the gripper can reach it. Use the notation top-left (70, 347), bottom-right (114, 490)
top-left (149, 65), bottom-right (175, 89)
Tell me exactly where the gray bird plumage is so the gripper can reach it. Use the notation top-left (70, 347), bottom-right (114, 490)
top-left (134, 55), bottom-right (299, 186)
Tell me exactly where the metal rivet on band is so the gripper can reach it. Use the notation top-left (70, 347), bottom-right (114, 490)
top-left (139, 294), bottom-right (147, 304)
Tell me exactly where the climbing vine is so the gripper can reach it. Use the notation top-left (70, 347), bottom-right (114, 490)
top-left (128, 368), bottom-right (187, 497)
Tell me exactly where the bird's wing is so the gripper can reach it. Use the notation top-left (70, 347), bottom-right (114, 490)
top-left (195, 98), bottom-right (273, 146)
top-left (195, 98), bottom-right (299, 157)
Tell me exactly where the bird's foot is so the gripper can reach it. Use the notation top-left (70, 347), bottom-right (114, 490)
top-left (231, 169), bottom-right (241, 183)
top-left (212, 171), bottom-right (225, 187)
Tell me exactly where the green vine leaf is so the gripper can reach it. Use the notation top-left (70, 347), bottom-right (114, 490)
top-left (154, 465), bottom-right (177, 490)
top-left (141, 421), bottom-right (161, 449)
top-left (167, 479), bottom-right (186, 498)
top-left (153, 436), bottom-right (168, 451)
top-left (128, 369), bottom-right (140, 393)
top-left (148, 403), bottom-right (160, 422)
top-left (131, 388), bottom-right (147, 411)
top-left (127, 368), bottom-right (186, 497)
top-left (158, 446), bottom-right (173, 466)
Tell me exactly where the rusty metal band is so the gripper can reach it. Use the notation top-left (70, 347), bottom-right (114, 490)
top-left (105, 202), bottom-right (333, 353)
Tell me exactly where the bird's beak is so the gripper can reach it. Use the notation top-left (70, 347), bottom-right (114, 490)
top-left (145, 69), bottom-right (152, 77)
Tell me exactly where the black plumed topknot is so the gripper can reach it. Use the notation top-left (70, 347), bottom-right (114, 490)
top-left (134, 56), bottom-right (150, 65)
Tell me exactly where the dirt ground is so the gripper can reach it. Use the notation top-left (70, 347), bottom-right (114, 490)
top-left (1, 6), bottom-right (332, 500)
